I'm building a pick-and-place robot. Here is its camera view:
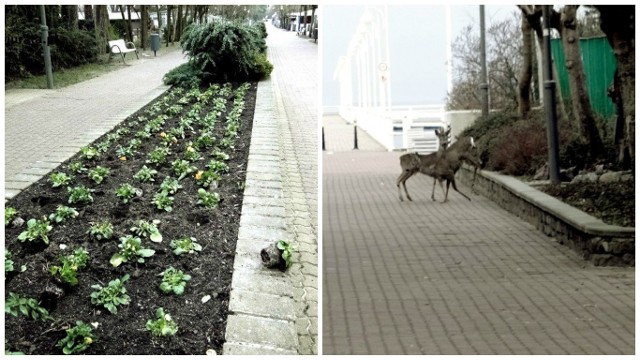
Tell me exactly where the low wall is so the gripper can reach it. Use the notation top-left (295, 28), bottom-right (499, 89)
top-left (458, 166), bottom-right (635, 267)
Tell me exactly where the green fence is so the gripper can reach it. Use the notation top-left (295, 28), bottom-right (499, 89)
top-left (551, 36), bottom-right (617, 119)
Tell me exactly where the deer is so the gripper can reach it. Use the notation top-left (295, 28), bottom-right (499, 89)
top-left (396, 127), bottom-right (481, 203)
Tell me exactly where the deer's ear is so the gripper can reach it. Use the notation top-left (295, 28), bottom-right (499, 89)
top-left (435, 129), bottom-right (440, 136)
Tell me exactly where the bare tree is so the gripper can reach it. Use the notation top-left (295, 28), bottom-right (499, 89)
top-left (94, 5), bottom-right (110, 54)
top-left (84, 5), bottom-right (93, 21)
top-left (560, 5), bottom-right (604, 160)
top-left (118, 6), bottom-right (131, 42)
top-left (448, 15), bottom-right (523, 112)
top-left (141, 5), bottom-right (147, 49)
top-left (595, 5), bottom-right (634, 168)
top-left (518, 12), bottom-right (534, 118)
top-left (126, 6), bottom-right (133, 43)
top-left (174, 5), bottom-right (183, 41)
top-left (166, 5), bottom-right (172, 46)
top-left (61, 5), bottom-right (78, 30)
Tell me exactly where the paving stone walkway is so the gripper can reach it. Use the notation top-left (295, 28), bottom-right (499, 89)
top-left (223, 24), bottom-right (318, 355)
top-left (322, 118), bottom-right (635, 355)
top-left (5, 47), bottom-right (187, 200)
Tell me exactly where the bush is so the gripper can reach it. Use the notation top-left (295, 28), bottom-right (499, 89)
top-left (50, 28), bottom-right (98, 71)
top-left (461, 109), bottom-right (605, 176)
top-left (252, 22), bottom-right (268, 53)
top-left (485, 119), bottom-right (549, 176)
top-left (163, 63), bottom-right (203, 88)
top-left (168, 20), bottom-right (273, 86)
top-left (5, 24), bottom-right (97, 80)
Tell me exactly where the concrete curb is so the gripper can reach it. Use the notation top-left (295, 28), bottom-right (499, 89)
top-left (223, 78), bottom-right (299, 355)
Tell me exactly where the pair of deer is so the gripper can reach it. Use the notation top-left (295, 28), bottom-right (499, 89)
top-left (396, 128), bottom-right (481, 203)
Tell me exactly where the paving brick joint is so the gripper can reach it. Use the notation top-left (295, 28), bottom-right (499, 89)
top-left (322, 115), bottom-right (634, 355)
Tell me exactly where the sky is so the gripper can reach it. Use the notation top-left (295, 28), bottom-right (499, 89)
top-left (322, 5), bottom-right (519, 110)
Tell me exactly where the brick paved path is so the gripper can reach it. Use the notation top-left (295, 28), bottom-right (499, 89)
top-left (5, 47), bottom-right (187, 199)
top-left (323, 115), bottom-right (385, 152)
top-left (323, 146), bottom-right (634, 354)
top-left (264, 25), bottom-right (318, 355)
top-left (223, 24), bottom-right (318, 355)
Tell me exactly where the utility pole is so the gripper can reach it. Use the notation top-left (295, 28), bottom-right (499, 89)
top-left (40, 5), bottom-right (54, 89)
top-left (542, 5), bottom-right (561, 184)
top-left (479, 5), bottom-right (489, 118)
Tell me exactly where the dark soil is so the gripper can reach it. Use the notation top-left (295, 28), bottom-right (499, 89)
top-left (539, 180), bottom-right (635, 227)
top-left (4, 83), bottom-right (257, 354)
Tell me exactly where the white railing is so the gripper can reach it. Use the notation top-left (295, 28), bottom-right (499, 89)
top-left (349, 105), bottom-right (449, 152)
top-left (356, 107), bottom-right (395, 150)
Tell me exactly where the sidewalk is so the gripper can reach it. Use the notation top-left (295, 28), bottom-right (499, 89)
top-left (323, 141), bottom-right (634, 354)
top-left (223, 23), bottom-right (318, 355)
top-left (323, 115), bottom-right (385, 152)
top-left (5, 47), bottom-right (188, 199)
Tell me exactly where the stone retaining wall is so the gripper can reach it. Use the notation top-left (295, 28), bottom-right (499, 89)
top-left (458, 166), bottom-right (635, 267)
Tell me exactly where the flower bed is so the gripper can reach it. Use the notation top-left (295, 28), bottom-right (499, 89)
top-left (5, 82), bottom-right (257, 354)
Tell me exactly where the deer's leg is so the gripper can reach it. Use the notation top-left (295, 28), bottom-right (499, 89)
top-left (431, 177), bottom-right (438, 201)
top-left (397, 171), bottom-right (407, 201)
top-left (450, 177), bottom-right (471, 201)
top-left (397, 169), bottom-right (414, 202)
top-left (461, 154), bottom-right (482, 193)
top-left (403, 170), bottom-right (416, 201)
top-left (435, 178), bottom-right (446, 201)
top-left (442, 179), bottom-right (450, 203)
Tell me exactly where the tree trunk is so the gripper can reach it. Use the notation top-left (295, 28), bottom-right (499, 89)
top-left (174, 5), bottom-right (182, 42)
top-left (609, 68), bottom-right (629, 166)
top-left (518, 12), bottom-right (533, 119)
top-left (84, 5), bottom-right (93, 21)
top-left (302, 5), bottom-right (307, 35)
top-left (140, 5), bottom-right (147, 50)
top-left (126, 6), bottom-right (133, 43)
top-left (156, 5), bottom-right (162, 30)
top-left (62, 5), bottom-right (78, 30)
top-left (596, 5), bottom-right (635, 169)
top-left (561, 5), bottom-right (604, 160)
top-left (118, 6), bottom-right (126, 41)
top-left (166, 5), bottom-right (172, 46)
top-left (94, 5), bottom-right (110, 55)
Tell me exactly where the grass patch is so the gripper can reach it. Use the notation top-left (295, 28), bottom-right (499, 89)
top-left (6, 57), bottom-right (120, 90)
top-left (6, 44), bottom-right (183, 90)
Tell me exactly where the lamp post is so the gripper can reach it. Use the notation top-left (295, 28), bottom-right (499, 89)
top-left (542, 5), bottom-right (561, 183)
top-left (479, 5), bottom-right (489, 118)
top-left (40, 5), bottom-right (53, 89)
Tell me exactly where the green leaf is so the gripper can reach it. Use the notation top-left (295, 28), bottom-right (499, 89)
top-left (160, 283), bottom-right (171, 294)
top-left (105, 303), bottom-right (117, 314)
top-left (138, 249), bottom-right (155, 258)
top-left (150, 232), bottom-right (162, 243)
top-left (174, 285), bottom-right (185, 295)
top-left (110, 253), bottom-right (125, 267)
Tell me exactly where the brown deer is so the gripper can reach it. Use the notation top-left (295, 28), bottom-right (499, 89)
top-left (397, 128), bottom-right (481, 202)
